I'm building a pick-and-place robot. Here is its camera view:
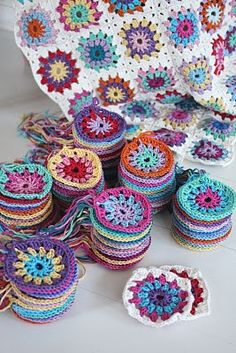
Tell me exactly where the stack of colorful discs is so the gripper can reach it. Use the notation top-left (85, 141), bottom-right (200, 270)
top-left (0, 164), bottom-right (53, 232)
top-left (47, 146), bottom-right (105, 208)
top-left (172, 175), bottom-right (236, 251)
top-left (87, 187), bottom-right (152, 270)
top-left (4, 237), bottom-right (79, 323)
top-left (72, 102), bottom-right (126, 183)
top-left (119, 135), bottom-right (176, 213)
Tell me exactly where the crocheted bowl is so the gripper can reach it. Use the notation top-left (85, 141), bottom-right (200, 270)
top-left (73, 103), bottom-right (126, 147)
top-left (5, 237), bottom-right (78, 298)
top-left (121, 135), bottom-right (174, 178)
top-left (0, 164), bottom-right (52, 200)
top-left (177, 176), bottom-right (236, 221)
top-left (47, 146), bottom-right (103, 190)
top-left (92, 187), bottom-right (152, 234)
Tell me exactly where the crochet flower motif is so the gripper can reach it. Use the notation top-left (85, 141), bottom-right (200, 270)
top-left (203, 118), bottom-right (236, 141)
top-left (225, 76), bottom-right (236, 103)
top-left (189, 139), bottom-right (229, 162)
top-left (163, 109), bottom-right (197, 130)
top-left (199, 0), bottom-right (226, 33)
top-left (225, 26), bottom-right (236, 56)
top-left (165, 7), bottom-right (199, 51)
top-left (80, 108), bottom-right (119, 139)
top-left (229, 0), bottom-right (236, 17)
top-left (55, 155), bottom-right (93, 183)
top-left (212, 35), bottom-right (225, 76)
top-left (119, 18), bottom-right (163, 62)
top-left (100, 193), bottom-right (144, 227)
top-left (127, 272), bottom-right (189, 323)
top-left (56, 0), bottom-right (102, 32)
top-left (199, 96), bottom-right (226, 112)
top-left (156, 91), bottom-right (189, 104)
top-left (129, 142), bottom-right (166, 173)
top-left (103, 0), bottom-right (147, 16)
top-left (37, 49), bottom-right (80, 94)
top-left (68, 90), bottom-right (94, 118)
top-left (169, 269), bottom-right (204, 316)
top-left (77, 31), bottom-right (120, 71)
top-left (175, 97), bottom-right (200, 111)
top-left (5, 169), bottom-right (46, 195)
top-left (125, 124), bottom-right (144, 141)
top-left (17, 5), bottom-right (58, 48)
top-left (137, 66), bottom-right (175, 93)
top-left (195, 186), bottom-right (222, 210)
top-left (180, 56), bottom-right (212, 95)
top-left (13, 247), bottom-right (64, 285)
top-left (151, 128), bottom-right (188, 147)
top-left (97, 75), bottom-right (135, 106)
top-left (122, 100), bottom-right (157, 121)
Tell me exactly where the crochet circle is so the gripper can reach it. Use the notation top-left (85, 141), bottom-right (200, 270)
top-left (160, 265), bottom-right (210, 319)
top-left (123, 267), bottom-right (194, 328)
top-left (4, 237), bottom-right (77, 298)
top-left (121, 135), bottom-right (174, 178)
top-left (177, 176), bottom-right (236, 221)
top-left (73, 104), bottom-right (126, 145)
top-left (93, 187), bottom-right (152, 233)
top-left (47, 146), bottom-right (102, 190)
top-left (0, 164), bottom-right (52, 200)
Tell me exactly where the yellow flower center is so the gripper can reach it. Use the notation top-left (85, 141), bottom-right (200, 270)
top-left (50, 61), bottom-right (68, 82)
top-left (107, 87), bottom-right (124, 102)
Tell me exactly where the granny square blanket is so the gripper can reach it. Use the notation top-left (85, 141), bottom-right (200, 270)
top-left (14, 0), bottom-right (236, 122)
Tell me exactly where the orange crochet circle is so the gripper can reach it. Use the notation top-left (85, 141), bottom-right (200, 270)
top-left (121, 135), bottom-right (174, 178)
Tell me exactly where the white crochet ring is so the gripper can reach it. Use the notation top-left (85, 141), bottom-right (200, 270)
top-left (123, 267), bottom-right (194, 328)
top-left (160, 265), bottom-right (211, 320)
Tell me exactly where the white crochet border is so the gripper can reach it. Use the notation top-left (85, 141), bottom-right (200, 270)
top-left (122, 266), bottom-right (194, 328)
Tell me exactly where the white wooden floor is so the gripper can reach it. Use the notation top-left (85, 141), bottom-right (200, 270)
top-left (0, 29), bottom-right (236, 353)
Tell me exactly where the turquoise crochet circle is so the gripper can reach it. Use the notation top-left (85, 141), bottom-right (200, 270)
top-left (177, 176), bottom-right (236, 221)
top-left (0, 163), bottom-right (52, 200)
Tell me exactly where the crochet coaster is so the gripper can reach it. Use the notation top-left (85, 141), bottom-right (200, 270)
top-left (123, 267), bottom-right (194, 328)
top-left (172, 175), bottom-right (236, 251)
top-left (47, 146), bottom-right (104, 205)
top-left (160, 265), bottom-right (210, 320)
top-left (73, 101), bottom-right (126, 182)
top-left (88, 187), bottom-right (153, 270)
top-left (4, 237), bottom-right (79, 323)
top-left (0, 164), bottom-right (53, 231)
top-left (119, 135), bottom-right (176, 213)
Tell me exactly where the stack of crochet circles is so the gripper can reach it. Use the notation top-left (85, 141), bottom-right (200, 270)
top-left (0, 164), bottom-right (53, 232)
top-left (87, 187), bottom-right (152, 270)
top-left (72, 102), bottom-right (126, 183)
top-left (172, 175), bottom-right (236, 251)
top-left (47, 146), bottom-right (104, 208)
top-left (119, 135), bottom-right (176, 213)
top-left (4, 237), bottom-right (79, 323)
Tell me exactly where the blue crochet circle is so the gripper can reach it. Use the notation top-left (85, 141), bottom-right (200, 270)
top-left (177, 176), bottom-right (236, 221)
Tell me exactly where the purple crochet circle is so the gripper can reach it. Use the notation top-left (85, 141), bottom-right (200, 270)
top-left (93, 187), bottom-right (152, 233)
top-left (5, 237), bottom-right (77, 298)
top-left (73, 103), bottom-right (126, 145)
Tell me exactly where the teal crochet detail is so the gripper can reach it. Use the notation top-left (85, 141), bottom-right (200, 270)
top-left (177, 175), bottom-right (236, 221)
top-left (0, 163), bottom-right (52, 200)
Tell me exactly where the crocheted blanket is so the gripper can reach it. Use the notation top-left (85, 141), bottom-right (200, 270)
top-left (14, 0), bottom-right (236, 124)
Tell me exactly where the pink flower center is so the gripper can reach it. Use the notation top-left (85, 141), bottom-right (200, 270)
top-left (177, 20), bottom-right (194, 38)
